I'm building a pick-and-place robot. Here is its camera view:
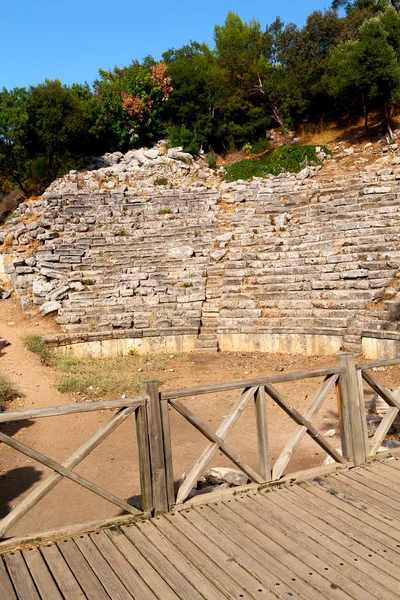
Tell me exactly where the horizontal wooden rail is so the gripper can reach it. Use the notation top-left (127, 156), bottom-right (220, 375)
top-left (356, 357), bottom-right (400, 370)
top-left (161, 367), bottom-right (344, 400)
top-left (0, 397), bottom-right (144, 423)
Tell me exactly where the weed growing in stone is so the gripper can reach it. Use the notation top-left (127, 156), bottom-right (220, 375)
top-left (159, 207), bottom-right (172, 215)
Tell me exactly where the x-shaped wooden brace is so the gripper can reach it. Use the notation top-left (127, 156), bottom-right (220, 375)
top-left (0, 406), bottom-right (141, 539)
top-left (265, 377), bottom-right (346, 476)
top-left (171, 386), bottom-right (263, 504)
top-left (272, 374), bottom-right (340, 479)
top-left (362, 369), bottom-right (400, 456)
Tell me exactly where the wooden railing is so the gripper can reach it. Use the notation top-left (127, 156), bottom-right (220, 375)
top-left (1, 352), bottom-right (400, 542)
top-left (356, 356), bottom-right (400, 457)
top-left (0, 397), bottom-right (152, 540)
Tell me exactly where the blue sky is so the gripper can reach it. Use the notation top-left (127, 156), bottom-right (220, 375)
top-left (3, 1), bottom-right (331, 90)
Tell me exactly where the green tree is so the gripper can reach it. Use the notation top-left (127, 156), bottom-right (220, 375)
top-left (94, 61), bottom-right (172, 150)
top-left (0, 88), bottom-right (30, 196)
top-left (163, 42), bottom-right (217, 152)
top-left (326, 11), bottom-right (400, 133)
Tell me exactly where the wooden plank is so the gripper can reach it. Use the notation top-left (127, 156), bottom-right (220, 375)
top-left (368, 410), bottom-right (399, 456)
top-left (174, 461), bottom-right (352, 511)
top-left (254, 386), bottom-right (270, 481)
top-left (57, 538), bottom-right (110, 600)
top-left (264, 383), bottom-right (345, 464)
top-left (292, 483), bottom-right (400, 572)
top-left (352, 465), bottom-right (400, 502)
top-left (194, 501), bottom-right (371, 600)
top-left (0, 513), bottom-right (142, 554)
top-left (40, 543), bottom-right (87, 599)
top-left (361, 370), bottom-right (400, 410)
top-left (160, 400), bottom-right (175, 509)
top-left (0, 406), bottom-right (139, 539)
top-left (0, 397), bottom-right (144, 423)
top-left (105, 526), bottom-right (180, 600)
top-left (152, 516), bottom-right (255, 600)
top-left (0, 557), bottom-right (17, 600)
top-left (183, 505), bottom-right (324, 600)
top-left (143, 381), bottom-right (168, 515)
top-left (170, 398), bottom-right (264, 484)
top-left (356, 358), bottom-right (400, 370)
top-left (337, 353), bottom-right (367, 465)
top-left (3, 551), bottom-right (40, 600)
top-left (23, 547), bottom-right (64, 600)
top-left (122, 524), bottom-right (208, 600)
top-left (176, 387), bottom-right (257, 504)
top-left (288, 486), bottom-right (399, 568)
top-left (323, 472), bottom-right (400, 524)
top-left (161, 513), bottom-right (275, 600)
top-left (161, 367), bottom-right (343, 399)
top-left (303, 479), bottom-right (400, 548)
top-left (90, 530), bottom-right (158, 600)
top-left (135, 404), bottom-right (153, 514)
top-left (252, 487), bottom-right (400, 597)
top-left (0, 430), bottom-right (140, 516)
top-left (215, 496), bottom-right (380, 600)
top-left (272, 375), bottom-right (338, 480)
top-left (73, 534), bottom-right (134, 600)
top-left (135, 520), bottom-right (228, 600)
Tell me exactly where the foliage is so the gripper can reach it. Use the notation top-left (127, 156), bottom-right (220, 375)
top-left (94, 61), bottom-right (171, 150)
top-left (250, 138), bottom-right (272, 154)
top-left (163, 42), bottom-right (217, 152)
top-left (23, 334), bottom-right (53, 365)
top-left (326, 8), bottom-right (400, 131)
top-left (2, 6), bottom-right (400, 194)
top-left (206, 152), bottom-right (218, 169)
top-left (224, 145), bottom-right (330, 181)
top-left (0, 374), bottom-right (20, 408)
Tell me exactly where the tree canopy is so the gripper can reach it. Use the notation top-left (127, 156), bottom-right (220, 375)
top-left (2, 3), bottom-right (400, 198)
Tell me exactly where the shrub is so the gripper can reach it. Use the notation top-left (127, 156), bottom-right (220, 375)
top-left (159, 207), bottom-right (172, 215)
top-left (0, 374), bottom-right (20, 409)
top-left (224, 145), bottom-right (331, 182)
top-left (23, 334), bottom-right (53, 365)
top-left (167, 124), bottom-right (200, 154)
top-left (154, 177), bottom-right (169, 186)
top-left (250, 138), bottom-right (271, 155)
top-left (206, 152), bottom-right (218, 169)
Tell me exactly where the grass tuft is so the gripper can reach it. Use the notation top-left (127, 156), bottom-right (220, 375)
top-left (23, 334), bottom-right (53, 365)
top-left (0, 374), bottom-right (20, 409)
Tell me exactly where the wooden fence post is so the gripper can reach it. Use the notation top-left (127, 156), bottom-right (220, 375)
top-left (337, 353), bottom-right (368, 466)
top-left (142, 381), bottom-right (168, 515)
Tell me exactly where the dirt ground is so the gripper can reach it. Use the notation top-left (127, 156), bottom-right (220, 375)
top-left (0, 296), bottom-right (399, 539)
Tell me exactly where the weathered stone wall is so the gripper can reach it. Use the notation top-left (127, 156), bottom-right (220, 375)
top-left (3, 165), bottom-right (400, 357)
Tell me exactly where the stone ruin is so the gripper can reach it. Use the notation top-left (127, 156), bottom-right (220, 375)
top-left (2, 142), bottom-right (400, 358)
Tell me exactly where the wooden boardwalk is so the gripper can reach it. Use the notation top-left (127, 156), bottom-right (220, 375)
top-left (2, 457), bottom-right (400, 600)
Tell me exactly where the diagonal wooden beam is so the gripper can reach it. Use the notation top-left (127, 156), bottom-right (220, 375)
top-left (176, 387), bottom-right (257, 504)
top-left (272, 375), bottom-right (339, 480)
top-left (264, 383), bottom-right (346, 464)
top-left (369, 407), bottom-right (399, 456)
top-left (362, 369), bottom-right (400, 410)
top-left (170, 398), bottom-right (264, 484)
top-left (0, 430), bottom-right (141, 518)
top-left (0, 406), bottom-right (139, 538)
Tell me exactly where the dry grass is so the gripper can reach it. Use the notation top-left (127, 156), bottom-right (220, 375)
top-left (0, 374), bottom-right (20, 408)
top-left (56, 353), bottom-right (168, 398)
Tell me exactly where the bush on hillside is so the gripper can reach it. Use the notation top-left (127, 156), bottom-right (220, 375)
top-left (224, 145), bottom-right (331, 182)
